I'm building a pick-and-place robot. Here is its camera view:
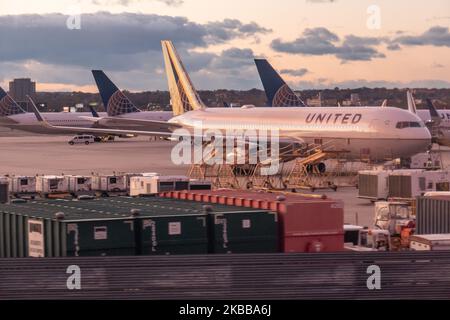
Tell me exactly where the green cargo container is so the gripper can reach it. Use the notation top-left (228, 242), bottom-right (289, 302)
top-left (0, 200), bottom-right (137, 257)
top-left (207, 210), bottom-right (279, 254)
top-left (77, 197), bottom-right (210, 255)
top-left (1, 197), bottom-right (279, 257)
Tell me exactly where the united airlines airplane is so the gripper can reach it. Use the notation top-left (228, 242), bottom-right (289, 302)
top-left (255, 58), bottom-right (450, 146)
top-left (29, 41), bottom-right (432, 164)
top-left (0, 86), bottom-right (106, 134)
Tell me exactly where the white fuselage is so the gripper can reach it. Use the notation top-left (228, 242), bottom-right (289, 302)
top-left (169, 106), bottom-right (431, 161)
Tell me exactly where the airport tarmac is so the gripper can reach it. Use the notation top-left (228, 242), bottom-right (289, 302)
top-left (1, 129), bottom-right (450, 227)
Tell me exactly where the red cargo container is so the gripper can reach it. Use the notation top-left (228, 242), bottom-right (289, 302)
top-left (277, 200), bottom-right (344, 252)
top-left (159, 190), bottom-right (344, 252)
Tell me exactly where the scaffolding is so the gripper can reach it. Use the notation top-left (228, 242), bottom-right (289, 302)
top-left (186, 139), bottom-right (372, 191)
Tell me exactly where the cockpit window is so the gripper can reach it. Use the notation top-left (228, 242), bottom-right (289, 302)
top-left (396, 121), bottom-right (423, 129)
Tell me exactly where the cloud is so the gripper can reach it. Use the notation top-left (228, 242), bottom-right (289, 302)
top-left (88, 0), bottom-right (184, 7)
top-left (0, 12), bottom-right (270, 90)
top-left (394, 26), bottom-right (450, 47)
top-left (280, 68), bottom-right (309, 77)
top-left (271, 27), bottom-right (386, 62)
top-left (387, 43), bottom-right (401, 51)
top-left (432, 63), bottom-right (445, 68)
top-left (0, 46), bottom-right (261, 91)
top-left (0, 12), bottom-right (269, 68)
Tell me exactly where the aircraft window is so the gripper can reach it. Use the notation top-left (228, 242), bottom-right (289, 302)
top-left (396, 121), bottom-right (422, 129)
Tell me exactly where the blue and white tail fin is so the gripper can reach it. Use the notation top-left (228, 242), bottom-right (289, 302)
top-left (254, 59), bottom-right (307, 107)
top-left (92, 70), bottom-right (140, 117)
top-left (161, 40), bottom-right (205, 115)
top-left (426, 99), bottom-right (441, 121)
top-left (0, 86), bottom-right (26, 116)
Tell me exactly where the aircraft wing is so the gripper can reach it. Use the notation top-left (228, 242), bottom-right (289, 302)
top-left (78, 116), bottom-right (102, 122)
top-left (77, 115), bottom-right (180, 132)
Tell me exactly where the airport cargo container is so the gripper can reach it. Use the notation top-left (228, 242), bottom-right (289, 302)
top-left (159, 190), bottom-right (344, 252)
top-left (39, 197), bottom-right (210, 255)
top-left (358, 170), bottom-right (390, 200)
top-left (276, 199), bottom-right (344, 252)
top-left (207, 210), bottom-right (278, 254)
top-left (36, 175), bottom-right (69, 195)
top-left (7, 176), bottom-right (37, 194)
top-left (388, 170), bottom-right (450, 199)
top-left (0, 181), bottom-right (9, 204)
top-left (130, 175), bottom-right (189, 196)
top-left (93, 197), bottom-right (281, 254)
top-left (67, 175), bottom-right (92, 193)
top-left (0, 200), bottom-right (137, 258)
top-left (416, 197), bottom-right (450, 234)
top-left (140, 213), bottom-right (208, 255)
top-left (122, 172), bottom-right (145, 189)
top-left (409, 234), bottom-right (450, 251)
top-left (91, 174), bottom-right (127, 193)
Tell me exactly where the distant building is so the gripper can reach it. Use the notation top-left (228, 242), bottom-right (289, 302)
top-left (350, 93), bottom-right (361, 105)
top-left (307, 92), bottom-right (322, 107)
top-left (9, 78), bottom-right (36, 111)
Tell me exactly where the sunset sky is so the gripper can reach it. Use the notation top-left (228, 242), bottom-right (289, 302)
top-left (0, 0), bottom-right (449, 92)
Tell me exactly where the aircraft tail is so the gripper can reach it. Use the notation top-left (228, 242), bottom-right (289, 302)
top-left (406, 90), bottom-right (417, 114)
top-left (426, 99), bottom-right (440, 120)
top-left (0, 86), bottom-right (26, 116)
top-left (92, 70), bottom-right (140, 117)
top-left (161, 40), bottom-right (205, 116)
top-left (254, 59), bottom-right (306, 107)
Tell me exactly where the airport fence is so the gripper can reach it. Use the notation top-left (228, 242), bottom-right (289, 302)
top-left (1, 251), bottom-right (450, 300)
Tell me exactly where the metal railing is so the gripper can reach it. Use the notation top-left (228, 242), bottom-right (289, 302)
top-left (1, 251), bottom-right (450, 300)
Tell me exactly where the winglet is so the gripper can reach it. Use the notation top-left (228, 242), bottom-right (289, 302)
top-left (381, 99), bottom-right (388, 108)
top-left (88, 105), bottom-right (100, 118)
top-left (27, 95), bottom-right (45, 123)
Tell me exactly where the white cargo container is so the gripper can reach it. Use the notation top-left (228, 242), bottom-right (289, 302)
top-left (36, 175), bottom-right (69, 194)
top-left (121, 172), bottom-right (144, 189)
top-left (130, 175), bottom-right (190, 196)
top-left (67, 175), bottom-right (92, 193)
top-left (8, 176), bottom-right (37, 194)
top-left (358, 170), bottom-right (390, 200)
top-left (91, 174), bottom-right (127, 192)
top-left (388, 170), bottom-right (450, 199)
top-left (409, 234), bottom-right (450, 251)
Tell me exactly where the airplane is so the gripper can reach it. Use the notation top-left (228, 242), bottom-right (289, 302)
top-left (255, 58), bottom-right (450, 147)
top-left (0, 85), bottom-right (108, 134)
top-left (28, 40), bottom-right (432, 167)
